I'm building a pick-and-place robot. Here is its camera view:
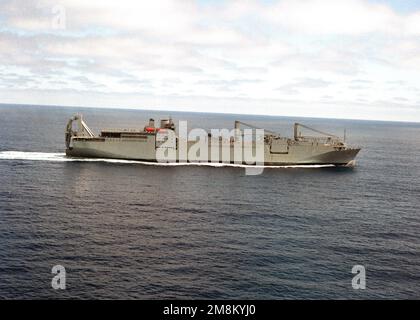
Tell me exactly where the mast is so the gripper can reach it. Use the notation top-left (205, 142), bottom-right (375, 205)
top-left (294, 123), bottom-right (299, 140)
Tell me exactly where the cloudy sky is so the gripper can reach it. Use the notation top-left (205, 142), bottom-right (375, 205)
top-left (1, 0), bottom-right (420, 121)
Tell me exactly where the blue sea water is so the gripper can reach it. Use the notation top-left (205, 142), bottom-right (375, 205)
top-left (0, 104), bottom-right (419, 299)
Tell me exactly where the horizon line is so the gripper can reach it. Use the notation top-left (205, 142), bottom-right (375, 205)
top-left (1, 101), bottom-right (420, 125)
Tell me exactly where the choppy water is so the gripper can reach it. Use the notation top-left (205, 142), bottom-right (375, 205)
top-left (0, 104), bottom-right (420, 299)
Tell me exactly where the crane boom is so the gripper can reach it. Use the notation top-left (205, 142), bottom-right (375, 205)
top-left (294, 123), bottom-right (338, 140)
top-left (234, 120), bottom-right (280, 136)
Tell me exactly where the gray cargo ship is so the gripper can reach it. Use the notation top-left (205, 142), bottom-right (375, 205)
top-left (65, 114), bottom-right (360, 166)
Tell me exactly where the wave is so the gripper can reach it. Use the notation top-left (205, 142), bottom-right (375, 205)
top-left (0, 151), bottom-right (335, 169)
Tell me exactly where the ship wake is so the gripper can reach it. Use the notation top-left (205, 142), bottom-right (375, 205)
top-left (0, 151), bottom-right (336, 169)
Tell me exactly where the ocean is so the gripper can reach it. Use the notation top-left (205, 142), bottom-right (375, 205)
top-left (0, 104), bottom-right (419, 299)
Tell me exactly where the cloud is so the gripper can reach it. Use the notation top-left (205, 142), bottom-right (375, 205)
top-left (265, 0), bottom-right (400, 35)
top-left (276, 78), bottom-right (332, 95)
top-left (0, 0), bottom-right (419, 121)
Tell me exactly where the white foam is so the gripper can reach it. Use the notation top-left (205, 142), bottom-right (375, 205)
top-left (0, 151), bottom-right (69, 162)
top-left (0, 151), bottom-right (335, 169)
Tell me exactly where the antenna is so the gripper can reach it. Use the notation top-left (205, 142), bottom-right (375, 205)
top-left (344, 129), bottom-right (346, 143)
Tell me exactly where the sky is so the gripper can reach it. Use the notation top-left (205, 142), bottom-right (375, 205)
top-left (0, 0), bottom-right (420, 121)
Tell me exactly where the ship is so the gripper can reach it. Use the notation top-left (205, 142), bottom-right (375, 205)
top-left (65, 114), bottom-right (361, 166)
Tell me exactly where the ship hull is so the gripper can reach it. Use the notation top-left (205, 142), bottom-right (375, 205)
top-left (66, 138), bottom-right (360, 166)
